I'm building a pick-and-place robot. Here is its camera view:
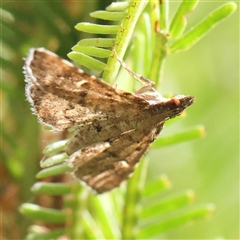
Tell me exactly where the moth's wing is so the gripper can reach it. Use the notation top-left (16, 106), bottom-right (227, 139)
top-left (65, 95), bottom-right (194, 155)
top-left (24, 48), bottom-right (149, 130)
top-left (70, 123), bottom-right (163, 193)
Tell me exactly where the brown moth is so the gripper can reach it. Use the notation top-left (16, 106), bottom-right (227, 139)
top-left (24, 48), bottom-right (194, 193)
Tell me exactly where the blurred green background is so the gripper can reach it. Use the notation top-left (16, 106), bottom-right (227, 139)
top-left (1, 1), bottom-right (239, 239)
top-left (149, 1), bottom-right (239, 239)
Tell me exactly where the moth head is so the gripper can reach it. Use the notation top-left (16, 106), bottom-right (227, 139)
top-left (163, 95), bottom-right (195, 119)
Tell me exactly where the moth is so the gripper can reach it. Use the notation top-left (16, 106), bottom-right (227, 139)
top-left (24, 48), bottom-right (194, 193)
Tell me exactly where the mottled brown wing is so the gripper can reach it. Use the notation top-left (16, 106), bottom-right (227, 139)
top-left (70, 123), bottom-right (163, 193)
top-left (24, 48), bottom-right (150, 131)
top-left (65, 95), bottom-right (194, 155)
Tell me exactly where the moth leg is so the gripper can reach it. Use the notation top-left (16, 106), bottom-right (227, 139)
top-left (113, 49), bottom-right (155, 90)
top-left (113, 49), bottom-right (164, 101)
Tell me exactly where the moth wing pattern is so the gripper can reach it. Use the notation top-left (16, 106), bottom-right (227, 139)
top-left (24, 48), bottom-right (150, 131)
top-left (70, 123), bottom-right (163, 193)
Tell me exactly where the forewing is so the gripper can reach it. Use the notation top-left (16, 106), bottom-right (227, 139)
top-left (70, 123), bottom-right (163, 193)
top-left (24, 48), bottom-right (149, 130)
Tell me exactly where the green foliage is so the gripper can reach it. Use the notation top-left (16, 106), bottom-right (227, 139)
top-left (20, 203), bottom-right (67, 223)
top-left (169, 2), bottom-right (237, 53)
top-left (1, 0), bottom-right (237, 239)
top-left (69, 0), bottom-right (236, 86)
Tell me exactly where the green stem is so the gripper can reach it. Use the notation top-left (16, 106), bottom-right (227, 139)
top-left (103, 0), bottom-right (148, 83)
top-left (169, 0), bottom-right (199, 39)
top-left (68, 186), bottom-right (88, 239)
top-left (149, 31), bottom-right (167, 86)
top-left (121, 158), bottom-right (149, 239)
top-left (159, 0), bottom-right (169, 32)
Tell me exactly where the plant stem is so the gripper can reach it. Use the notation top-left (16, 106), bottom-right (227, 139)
top-left (121, 158), bottom-right (149, 239)
top-left (149, 31), bottom-right (167, 86)
top-left (103, 0), bottom-right (148, 83)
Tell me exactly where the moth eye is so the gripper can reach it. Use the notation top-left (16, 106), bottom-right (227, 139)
top-left (165, 98), bottom-right (181, 110)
